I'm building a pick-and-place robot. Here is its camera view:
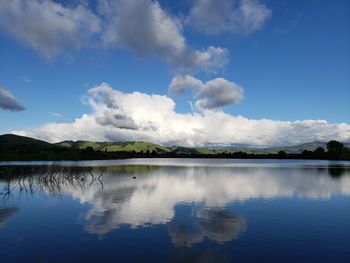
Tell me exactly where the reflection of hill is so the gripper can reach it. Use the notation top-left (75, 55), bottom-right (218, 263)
top-left (0, 165), bottom-right (94, 179)
top-left (104, 165), bottom-right (160, 175)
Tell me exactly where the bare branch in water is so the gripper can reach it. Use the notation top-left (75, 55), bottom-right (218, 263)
top-left (0, 165), bottom-right (105, 205)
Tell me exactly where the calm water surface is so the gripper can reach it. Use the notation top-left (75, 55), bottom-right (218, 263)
top-left (0, 159), bottom-right (349, 262)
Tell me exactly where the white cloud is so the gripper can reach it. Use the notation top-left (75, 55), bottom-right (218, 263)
top-left (188, 0), bottom-right (271, 35)
top-left (13, 83), bottom-right (350, 147)
top-left (99, 0), bottom-right (228, 72)
top-left (0, 86), bottom-right (25, 112)
top-left (0, 0), bottom-right (228, 72)
top-left (169, 75), bottom-right (244, 110)
top-left (0, 0), bottom-right (101, 59)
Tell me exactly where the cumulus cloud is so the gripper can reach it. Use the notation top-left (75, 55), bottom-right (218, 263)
top-left (99, 0), bottom-right (228, 72)
top-left (0, 0), bottom-right (101, 59)
top-left (0, 0), bottom-right (228, 72)
top-left (188, 0), bottom-right (271, 35)
top-left (12, 83), bottom-right (350, 147)
top-left (169, 75), bottom-right (244, 110)
top-left (0, 86), bottom-right (25, 112)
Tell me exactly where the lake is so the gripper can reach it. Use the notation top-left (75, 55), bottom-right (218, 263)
top-left (0, 159), bottom-right (349, 262)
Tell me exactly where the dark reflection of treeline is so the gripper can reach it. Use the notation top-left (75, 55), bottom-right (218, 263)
top-left (103, 165), bottom-right (160, 175)
top-left (0, 165), bottom-right (94, 178)
top-left (0, 166), bottom-right (105, 203)
top-left (298, 165), bottom-right (349, 179)
top-left (328, 166), bottom-right (348, 178)
top-left (1, 140), bottom-right (349, 161)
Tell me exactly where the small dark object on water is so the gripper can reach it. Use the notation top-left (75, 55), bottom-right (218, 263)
top-left (133, 176), bottom-right (136, 179)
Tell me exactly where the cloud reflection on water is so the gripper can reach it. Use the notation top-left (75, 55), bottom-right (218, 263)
top-left (66, 165), bottom-right (350, 237)
top-left (169, 207), bottom-right (246, 247)
top-left (1, 164), bottom-right (349, 244)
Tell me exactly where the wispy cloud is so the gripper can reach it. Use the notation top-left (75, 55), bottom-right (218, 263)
top-left (20, 76), bottom-right (31, 83)
top-left (0, 86), bottom-right (25, 112)
top-left (188, 0), bottom-right (271, 35)
top-left (13, 83), bottom-right (350, 147)
top-left (48, 111), bottom-right (62, 117)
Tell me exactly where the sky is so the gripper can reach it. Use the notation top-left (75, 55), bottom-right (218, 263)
top-left (0, 0), bottom-right (349, 147)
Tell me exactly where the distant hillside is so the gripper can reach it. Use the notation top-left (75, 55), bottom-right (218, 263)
top-left (196, 141), bottom-right (350, 155)
top-left (55, 140), bottom-right (171, 153)
top-left (53, 138), bottom-right (350, 155)
top-left (0, 134), bottom-right (52, 149)
top-left (58, 140), bottom-right (329, 154)
top-left (2, 134), bottom-right (350, 154)
top-left (258, 141), bottom-right (331, 154)
top-left (1, 134), bottom-right (349, 161)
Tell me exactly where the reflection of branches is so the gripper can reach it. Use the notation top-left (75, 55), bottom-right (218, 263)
top-left (0, 165), bottom-right (106, 204)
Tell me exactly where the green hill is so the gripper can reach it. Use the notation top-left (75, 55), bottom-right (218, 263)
top-left (1, 134), bottom-right (349, 158)
top-left (195, 141), bottom-right (350, 155)
top-left (55, 139), bottom-right (350, 155)
top-left (0, 134), bottom-right (52, 149)
top-left (55, 140), bottom-right (171, 153)
top-left (57, 140), bottom-right (103, 150)
top-left (103, 141), bottom-right (170, 153)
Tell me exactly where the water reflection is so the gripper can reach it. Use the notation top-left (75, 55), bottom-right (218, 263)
top-left (328, 165), bottom-right (347, 178)
top-left (167, 247), bottom-right (230, 263)
top-left (0, 166), bottom-right (104, 202)
top-left (0, 164), bottom-right (349, 242)
top-left (0, 207), bottom-right (18, 229)
top-left (169, 207), bottom-right (245, 247)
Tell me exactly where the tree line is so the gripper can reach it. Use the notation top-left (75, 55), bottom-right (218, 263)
top-left (0, 140), bottom-right (349, 161)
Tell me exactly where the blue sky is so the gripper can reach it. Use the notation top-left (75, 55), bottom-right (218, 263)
top-left (0, 0), bottom-right (349, 146)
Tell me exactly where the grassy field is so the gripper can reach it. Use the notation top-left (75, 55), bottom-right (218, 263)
top-left (56, 140), bottom-right (171, 153)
